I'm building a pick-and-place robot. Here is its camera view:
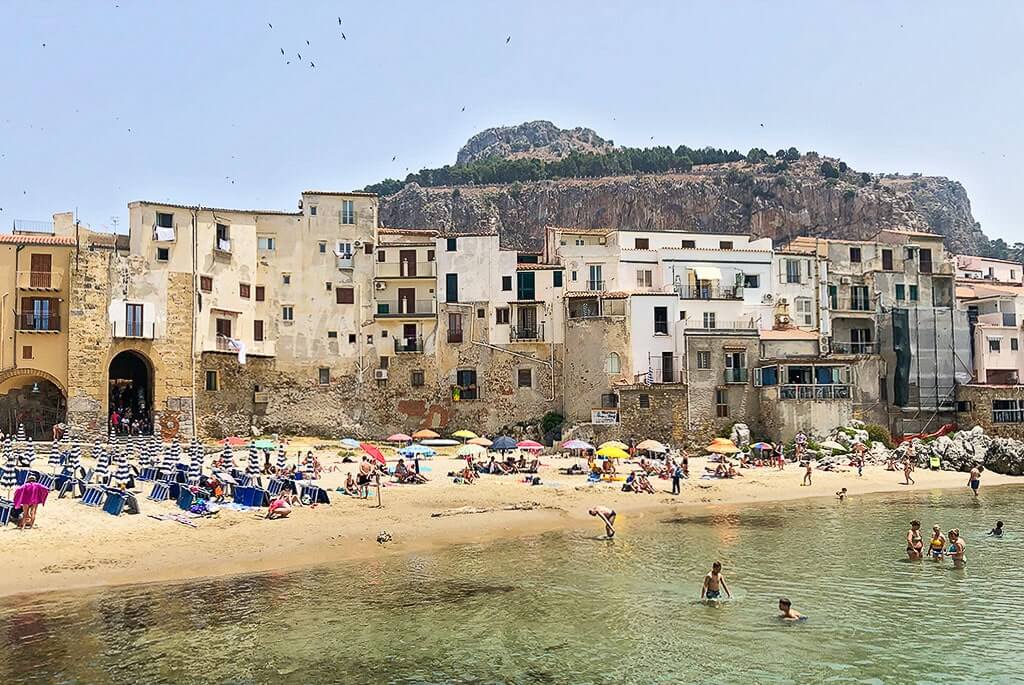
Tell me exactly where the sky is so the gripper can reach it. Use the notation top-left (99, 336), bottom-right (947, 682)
top-left (1, 1), bottom-right (1021, 242)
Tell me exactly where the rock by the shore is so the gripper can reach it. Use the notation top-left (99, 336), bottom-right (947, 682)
top-left (901, 426), bottom-right (1024, 475)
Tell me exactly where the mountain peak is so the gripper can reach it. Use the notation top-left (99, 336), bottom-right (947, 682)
top-left (456, 120), bottom-right (614, 165)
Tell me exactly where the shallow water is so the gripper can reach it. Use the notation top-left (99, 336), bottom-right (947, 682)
top-left (1, 487), bottom-right (1022, 684)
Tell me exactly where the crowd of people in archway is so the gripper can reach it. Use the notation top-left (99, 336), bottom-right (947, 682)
top-left (108, 382), bottom-right (152, 436)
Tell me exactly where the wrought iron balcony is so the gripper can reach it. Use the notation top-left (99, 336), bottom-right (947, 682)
top-left (16, 313), bottom-right (61, 332)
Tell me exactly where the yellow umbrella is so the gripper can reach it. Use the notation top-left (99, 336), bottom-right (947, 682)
top-left (599, 440), bottom-right (628, 451)
top-left (468, 437), bottom-right (492, 447)
top-left (452, 429), bottom-right (479, 440)
top-left (596, 446), bottom-right (629, 459)
top-left (706, 438), bottom-right (740, 455)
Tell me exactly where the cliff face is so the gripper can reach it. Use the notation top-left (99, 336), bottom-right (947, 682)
top-left (456, 120), bottom-right (614, 165)
top-left (380, 157), bottom-right (988, 253)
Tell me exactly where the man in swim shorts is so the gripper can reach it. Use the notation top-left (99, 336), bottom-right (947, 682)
top-left (701, 561), bottom-right (732, 601)
top-left (589, 505), bottom-right (616, 538)
top-left (968, 465), bottom-right (983, 497)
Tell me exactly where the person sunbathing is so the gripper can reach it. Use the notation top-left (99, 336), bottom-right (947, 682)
top-left (460, 466), bottom-right (477, 484)
top-left (602, 459), bottom-right (617, 475)
top-left (636, 473), bottom-right (656, 494)
top-left (394, 459), bottom-right (428, 484)
top-left (343, 472), bottom-right (358, 495)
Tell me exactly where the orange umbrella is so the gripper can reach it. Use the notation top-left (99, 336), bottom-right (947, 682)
top-left (468, 437), bottom-right (492, 447)
top-left (706, 438), bottom-right (740, 455)
top-left (412, 429), bottom-right (440, 440)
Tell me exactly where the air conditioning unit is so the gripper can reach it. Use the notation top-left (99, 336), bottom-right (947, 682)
top-left (353, 240), bottom-right (363, 248)
top-left (840, 276), bottom-right (852, 285)
top-left (762, 293), bottom-right (774, 304)
top-left (819, 336), bottom-right (831, 356)
top-left (374, 281), bottom-right (387, 290)
top-left (374, 368), bottom-right (389, 380)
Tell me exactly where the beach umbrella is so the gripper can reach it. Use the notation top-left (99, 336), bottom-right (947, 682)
top-left (491, 436), bottom-right (518, 452)
top-left (421, 438), bottom-right (458, 447)
top-left (360, 442), bottom-right (387, 466)
top-left (48, 440), bottom-right (62, 473)
top-left (245, 445), bottom-right (261, 478)
top-left (750, 442), bottom-right (774, 451)
top-left (412, 429), bottom-right (440, 440)
top-left (562, 439), bottom-right (594, 451)
top-left (819, 440), bottom-right (848, 453)
top-left (171, 439), bottom-right (183, 466)
top-left (159, 442), bottom-right (176, 478)
top-left (596, 445), bottom-right (629, 460)
top-left (456, 443), bottom-right (486, 458)
top-left (706, 438), bottom-right (740, 455)
top-left (452, 429), bottom-right (478, 441)
top-left (599, 440), bottom-right (629, 451)
top-left (517, 440), bottom-right (543, 451)
top-left (386, 433), bottom-right (412, 443)
top-left (276, 448), bottom-right (287, 472)
top-left (399, 443), bottom-right (436, 458)
top-left (220, 442), bottom-right (235, 469)
top-left (23, 437), bottom-right (36, 465)
top-left (340, 438), bottom-right (361, 449)
top-left (15, 423), bottom-right (26, 441)
top-left (68, 444), bottom-right (81, 477)
top-left (1, 449), bottom-right (16, 496)
top-left (253, 438), bottom-right (276, 451)
top-left (468, 437), bottom-right (492, 447)
top-left (188, 439), bottom-right (203, 482)
top-left (222, 436), bottom-right (248, 447)
top-left (94, 446), bottom-right (112, 482)
top-left (115, 448), bottom-right (132, 486)
top-left (636, 439), bottom-right (667, 453)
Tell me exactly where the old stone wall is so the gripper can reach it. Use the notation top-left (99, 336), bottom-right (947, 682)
top-left (685, 333), bottom-right (762, 444)
top-left (956, 384), bottom-right (1024, 440)
top-left (563, 316), bottom-right (630, 423)
top-left (618, 385), bottom-right (688, 445)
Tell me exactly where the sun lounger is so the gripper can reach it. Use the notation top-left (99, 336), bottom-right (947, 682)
top-left (267, 478), bottom-right (284, 497)
top-left (0, 497), bottom-right (12, 526)
top-left (15, 469), bottom-right (41, 486)
top-left (80, 485), bottom-right (105, 507)
top-left (148, 482), bottom-right (171, 502)
top-left (300, 484), bottom-right (330, 505)
top-left (176, 487), bottom-right (196, 511)
top-left (233, 486), bottom-right (268, 507)
top-left (103, 490), bottom-right (126, 516)
top-left (138, 467), bottom-right (160, 482)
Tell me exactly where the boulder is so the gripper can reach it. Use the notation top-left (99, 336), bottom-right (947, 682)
top-left (730, 423), bottom-right (751, 450)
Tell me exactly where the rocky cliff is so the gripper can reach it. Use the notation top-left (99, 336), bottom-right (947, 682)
top-left (380, 157), bottom-right (988, 253)
top-left (456, 120), bottom-right (614, 165)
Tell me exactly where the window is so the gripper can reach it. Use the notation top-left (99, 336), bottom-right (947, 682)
top-left (239, 283), bottom-right (251, 299)
top-left (309, 205), bottom-right (318, 216)
top-left (380, 330), bottom-right (388, 338)
top-left (456, 369), bottom-right (478, 400)
top-left (318, 241), bottom-right (327, 254)
top-left (318, 367), bottom-right (330, 385)
top-left (1011, 338), bottom-right (1019, 351)
top-left (654, 306), bottom-right (669, 334)
top-left (785, 259), bottom-right (801, 284)
top-left (828, 284), bottom-right (838, 309)
top-left (258, 236), bottom-right (276, 251)
top-left (553, 270), bottom-right (563, 287)
top-left (993, 399), bottom-right (1024, 423)
top-left (340, 200), bottom-right (355, 224)
top-left (366, 335), bottom-right (374, 344)
top-left (200, 276), bottom-right (212, 293)
top-left (517, 368), bottom-right (532, 388)
top-left (216, 224), bottom-right (230, 251)
top-left (636, 270), bottom-right (653, 288)
top-left (22, 345), bottom-right (32, 360)
top-left (849, 246), bottom-right (862, 263)
top-left (919, 248), bottom-right (933, 274)
top-left (571, 270), bottom-right (578, 282)
top-left (697, 350), bottom-right (711, 369)
top-left (348, 334), bottom-right (356, 344)
top-left (327, 331), bottom-right (338, 339)
top-left (411, 369), bottom-right (425, 387)
top-left (516, 272), bottom-right (536, 300)
top-left (606, 352), bottom-right (620, 374)
top-left (574, 238), bottom-right (585, 246)
top-left (681, 239), bottom-right (696, 249)
top-left (600, 393), bottom-right (619, 408)
top-left (448, 312), bottom-right (463, 343)
top-left (254, 320), bottom-right (264, 341)
top-left (496, 307), bottom-right (510, 325)
top-left (743, 274), bottom-right (760, 288)
top-left (335, 287), bottom-right (354, 305)
top-left (635, 238), bottom-right (650, 249)
top-left (587, 264), bottom-right (603, 290)
top-left (851, 285), bottom-right (871, 311)
top-left (155, 212), bottom-right (174, 228)
top-left (255, 286), bottom-right (265, 302)
top-left (215, 318), bottom-right (232, 338)
top-left (445, 273), bottom-right (459, 303)
top-left (909, 285), bottom-right (919, 302)
top-left (502, 276), bottom-right (512, 291)
top-left (895, 284), bottom-right (906, 301)
top-left (282, 274), bottom-right (291, 285)
top-left (989, 338), bottom-right (1001, 352)
top-left (638, 394), bottom-right (651, 409)
top-left (282, 306), bottom-right (294, 321)
top-left (377, 250), bottom-right (386, 263)
top-left (882, 248), bottom-right (893, 271)
top-left (1012, 269), bottom-right (1019, 281)
top-left (719, 241), bottom-right (733, 250)
top-left (379, 356), bottom-right (389, 370)
top-left (156, 247), bottom-right (169, 262)
top-left (795, 297), bottom-right (813, 326)
top-left (715, 388), bottom-right (729, 417)
top-left (205, 370), bottom-right (219, 391)
top-left (364, 242), bottom-right (373, 255)
top-left (703, 312), bottom-right (717, 329)
top-left (125, 303), bottom-right (144, 337)
top-left (336, 241), bottom-right (353, 257)
top-left (477, 308), bottom-right (485, 319)
top-left (446, 237), bottom-right (457, 252)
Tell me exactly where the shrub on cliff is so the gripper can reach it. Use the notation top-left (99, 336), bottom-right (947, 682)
top-left (864, 423), bottom-right (894, 449)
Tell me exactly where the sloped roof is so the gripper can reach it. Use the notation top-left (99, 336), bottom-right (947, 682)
top-left (0, 234), bottom-right (75, 246)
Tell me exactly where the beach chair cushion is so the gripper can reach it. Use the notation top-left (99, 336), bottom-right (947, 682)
top-left (233, 486), bottom-right (268, 507)
top-left (103, 491), bottom-right (126, 516)
top-left (176, 487), bottom-right (195, 511)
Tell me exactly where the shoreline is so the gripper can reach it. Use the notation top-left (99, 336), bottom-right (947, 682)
top-left (1, 455), bottom-right (1019, 601)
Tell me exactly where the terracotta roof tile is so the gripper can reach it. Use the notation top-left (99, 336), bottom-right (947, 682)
top-left (0, 234), bottom-right (75, 246)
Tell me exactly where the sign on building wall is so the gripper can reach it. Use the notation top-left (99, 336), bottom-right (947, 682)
top-left (591, 409), bottom-right (619, 424)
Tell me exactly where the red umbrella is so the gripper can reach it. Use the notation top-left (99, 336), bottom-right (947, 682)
top-left (222, 436), bottom-right (248, 446)
top-left (360, 443), bottom-right (387, 466)
top-left (517, 440), bottom-right (543, 451)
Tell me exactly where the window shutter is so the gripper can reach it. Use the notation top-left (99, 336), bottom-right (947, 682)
top-left (754, 367), bottom-right (762, 387)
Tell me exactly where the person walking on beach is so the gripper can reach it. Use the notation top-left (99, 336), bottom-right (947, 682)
top-left (794, 431), bottom-right (807, 460)
top-left (902, 456), bottom-right (915, 486)
top-left (802, 460), bottom-right (812, 486)
top-left (701, 561), bottom-right (732, 602)
top-left (589, 506), bottom-right (616, 539)
top-left (968, 465), bottom-right (983, 497)
top-left (13, 475), bottom-right (48, 530)
top-left (853, 442), bottom-right (865, 476)
top-left (357, 458), bottom-right (373, 499)
top-left (671, 460), bottom-right (683, 496)
top-left (776, 443), bottom-right (785, 470)
top-left (947, 529), bottom-right (966, 568)
top-left (906, 519), bottom-right (924, 560)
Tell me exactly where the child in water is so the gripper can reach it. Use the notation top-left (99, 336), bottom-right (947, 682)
top-left (778, 597), bottom-right (803, 621)
top-left (989, 521), bottom-right (1004, 537)
top-left (701, 561), bottom-right (732, 602)
top-left (836, 487), bottom-right (848, 502)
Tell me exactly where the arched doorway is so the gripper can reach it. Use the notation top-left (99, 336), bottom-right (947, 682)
top-left (0, 374), bottom-right (66, 440)
top-left (108, 350), bottom-right (153, 436)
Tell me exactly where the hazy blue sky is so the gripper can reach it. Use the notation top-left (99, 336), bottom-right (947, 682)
top-left (1, 2), bottom-right (1021, 241)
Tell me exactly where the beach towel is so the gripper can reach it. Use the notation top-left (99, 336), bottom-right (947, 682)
top-left (13, 481), bottom-right (49, 508)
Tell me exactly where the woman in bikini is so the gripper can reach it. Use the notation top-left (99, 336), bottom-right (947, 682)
top-left (947, 529), bottom-right (966, 569)
top-left (906, 519), bottom-right (924, 560)
top-left (929, 525), bottom-right (946, 561)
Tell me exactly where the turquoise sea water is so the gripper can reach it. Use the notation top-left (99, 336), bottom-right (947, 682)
top-left (1, 486), bottom-right (1022, 684)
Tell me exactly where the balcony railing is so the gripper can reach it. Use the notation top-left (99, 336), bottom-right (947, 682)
top-left (993, 409), bottom-right (1024, 424)
top-left (112, 320), bottom-right (156, 339)
top-left (375, 300), bottom-right (436, 317)
top-left (394, 337), bottom-right (425, 353)
top-left (831, 297), bottom-right (874, 312)
top-left (632, 369), bottom-right (683, 384)
top-left (16, 271), bottom-right (64, 290)
top-left (336, 254), bottom-right (354, 270)
top-left (375, 261), bottom-right (437, 278)
top-left (676, 285), bottom-right (743, 300)
top-left (16, 313), bottom-right (61, 332)
top-left (724, 368), bottom-right (749, 384)
top-left (510, 324), bottom-right (545, 342)
top-left (777, 384), bottom-right (852, 401)
top-left (683, 319), bottom-right (759, 331)
top-left (831, 341), bottom-right (877, 355)
top-left (215, 336), bottom-right (236, 352)
top-left (586, 280), bottom-right (606, 291)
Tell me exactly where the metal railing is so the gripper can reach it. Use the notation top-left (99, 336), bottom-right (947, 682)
top-left (675, 285), bottom-right (743, 300)
top-left (394, 337), bottom-right (425, 353)
top-left (567, 299), bottom-right (627, 319)
top-left (682, 319), bottom-right (759, 331)
top-left (376, 261), bottom-right (437, 278)
top-left (778, 384), bottom-right (852, 400)
top-left (993, 409), bottom-right (1024, 424)
top-left (16, 271), bottom-right (64, 290)
top-left (510, 324), bottom-right (545, 342)
top-left (13, 219), bottom-right (54, 233)
top-left (112, 320), bottom-right (156, 339)
top-left (586, 280), bottom-right (606, 291)
top-left (724, 368), bottom-right (749, 383)
top-left (16, 313), bottom-right (61, 331)
top-left (831, 296), bottom-right (874, 312)
top-left (447, 330), bottom-right (464, 344)
top-left (375, 300), bottom-right (437, 316)
top-left (831, 341), bottom-right (877, 355)
top-left (632, 369), bottom-right (683, 384)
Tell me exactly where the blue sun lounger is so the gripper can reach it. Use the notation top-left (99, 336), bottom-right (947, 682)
top-left (103, 490), bottom-right (126, 516)
top-left (300, 484), bottom-right (330, 505)
top-left (148, 482), bottom-right (171, 502)
top-left (80, 486), bottom-right (105, 507)
top-left (0, 497), bottom-right (12, 526)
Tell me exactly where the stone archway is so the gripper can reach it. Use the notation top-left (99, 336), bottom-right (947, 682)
top-left (108, 350), bottom-right (154, 436)
top-left (0, 368), bottom-right (67, 440)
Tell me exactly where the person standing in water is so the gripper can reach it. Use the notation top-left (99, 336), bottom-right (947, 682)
top-left (589, 506), bottom-right (616, 539)
top-left (968, 465), bottom-right (983, 497)
top-left (947, 529), bottom-right (966, 568)
top-left (989, 521), bottom-right (1004, 537)
top-left (701, 561), bottom-right (732, 602)
top-left (929, 525), bottom-right (946, 561)
top-left (906, 519), bottom-right (924, 560)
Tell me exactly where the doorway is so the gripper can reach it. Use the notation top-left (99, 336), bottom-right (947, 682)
top-left (108, 350), bottom-right (153, 436)
top-left (399, 250), bottom-right (417, 277)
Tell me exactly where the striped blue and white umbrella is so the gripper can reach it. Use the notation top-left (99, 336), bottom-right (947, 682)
top-left (220, 443), bottom-right (235, 470)
top-left (159, 442), bottom-right (176, 478)
top-left (94, 446), bottom-right (112, 481)
top-left (246, 444), bottom-right (261, 478)
top-left (1, 448), bottom-right (16, 495)
top-left (276, 448), bottom-right (287, 472)
top-left (15, 423), bottom-right (26, 441)
top-left (24, 437), bottom-right (35, 466)
top-left (171, 439), bottom-right (183, 466)
top-left (144, 437), bottom-right (158, 468)
top-left (115, 448), bottom-right (132, 486)
top-left (48, 440), bottom-right (63, 472)
top-left (67, 444), bottom-right (81, 478)
top-left (91, 440), bottom-right (104, 464)
top-left (188, 438), bottom-right (203, 482)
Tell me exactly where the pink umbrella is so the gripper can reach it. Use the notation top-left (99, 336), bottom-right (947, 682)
top-left (360, 443), bottom-right (387, 466)
top-left (517, 440), bottom-right (543, 451)
top-left (386, 433), bottom-right (412, 443)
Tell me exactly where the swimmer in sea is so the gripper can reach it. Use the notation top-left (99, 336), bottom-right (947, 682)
top-left (589, 506), bottom-right (616, 539)
top-left (929, 525), bottom-right (946, 561)
top-left (701, 561), bottom-right (732, 602)
top-left (989, 521), bottom-right (1004, 537)
top-left (906, 519), bottom-right (924, 560)
top-left (836, 487), bottom-right (848, 502)
top-left (778, 597), bottom-right (802, 621)
top-left (947, 529), bottom-right (966, 568)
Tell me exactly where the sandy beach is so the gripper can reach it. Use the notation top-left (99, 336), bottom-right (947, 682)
top-left (2, 441), bottom-right (1019, 599)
